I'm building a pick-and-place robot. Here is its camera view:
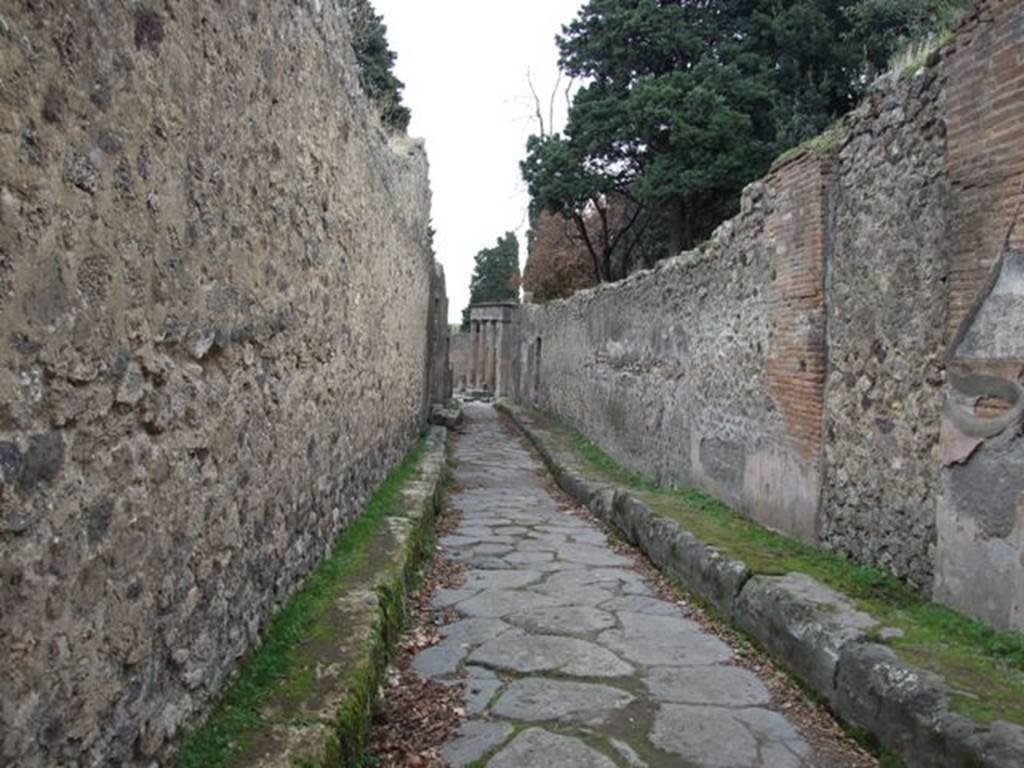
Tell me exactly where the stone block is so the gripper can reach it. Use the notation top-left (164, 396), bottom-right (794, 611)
top-left (606, 492), bottom-right (750, 620)
top-left (836, 642), bottom-right (1024, 768)
top-left (733, 573), bottom-right (878, 705)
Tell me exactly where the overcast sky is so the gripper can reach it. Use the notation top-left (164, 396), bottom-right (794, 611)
top-left (372, 0), bottom-right (584, 324)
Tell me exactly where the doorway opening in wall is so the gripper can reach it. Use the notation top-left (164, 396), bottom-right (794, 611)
top-left (533, 337), bottom-right (542, 401)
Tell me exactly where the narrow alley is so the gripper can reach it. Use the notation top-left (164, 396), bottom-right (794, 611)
top-left (409, 404), bottom-right (870, 767)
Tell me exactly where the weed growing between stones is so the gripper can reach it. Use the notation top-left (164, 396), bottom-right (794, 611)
top-left (174, 435), bottom-right (439, 768)
top-left (771, 120), bottom-right (849, 170)
top-left (536, 409), bottom-right (1024, 726)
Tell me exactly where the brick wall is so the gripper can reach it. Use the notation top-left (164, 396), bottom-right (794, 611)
top-left (933, 0), bottom-right (1024, 630)
top-left (944, 0), bottom-right (1024, 346)
top-left (765, 158), bottom-right (831, 465)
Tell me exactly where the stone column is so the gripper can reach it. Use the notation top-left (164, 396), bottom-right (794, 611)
top-left (495, 320), bottom-right (506, 397)
top-left (488, 320), bottom-right (499, 393)
top-left (470, 320), bottom-right (481, 390)
top-left (481, 321), bottom-right (492, 392)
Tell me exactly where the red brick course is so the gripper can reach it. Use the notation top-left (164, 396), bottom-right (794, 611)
top-left (764, 156), bottom-right (832, 461)
top-left (944, 0), bottom-right (1024, 345)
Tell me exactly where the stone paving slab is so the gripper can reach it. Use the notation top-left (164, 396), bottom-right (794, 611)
top-left (416, 403), bottom-right (818, 767)
top-left (499, 402), bottom-right (1024, 768)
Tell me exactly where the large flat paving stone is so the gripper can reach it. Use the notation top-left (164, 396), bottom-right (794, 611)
top-left (504, 550), bottom-right (556, 566)
top-left (542, 568), bottom-right (645, 591)
top-left (599, 595), bottom-right (682, 617)
top-left (460, 569), bottom-right (545, 591)
top-left (456, 589), bottom-right (562, 618)
top-left (487, 728), bottom-right (618, 768)
top-left (462, 666), bottom-right (503, 715)
top-left (440, 617), bottom-right (513, 646)
top-left (491, 677), bottom-right (634, 725)
top-left (411, 637), bottom-right (469, 679)
top-left (506, 605), bottom-right (617, 636)
top-left (469, 633), bottom-right (634, 677)
top-left (440, 720), bottom-right (513, 767)
top-left (531, 583), bottom-right (620, 607)
top-left (644, 665), bottom-right (772, 707)
top-left (650, 704), bottom-right (812, 768)
top-left (557, 542), bottom-right (635, 567)
top-left (598, 613), bottom-right (732, 667)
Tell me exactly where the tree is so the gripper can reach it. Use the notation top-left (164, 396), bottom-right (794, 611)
top-left (523, 212), bottom-right (599, 301)
top-left (343, 0), bottom-right (411, 133)
top-left (461, 233), bottom-right (520, 329)
top-left (522, 0), bottom-right (968, 278)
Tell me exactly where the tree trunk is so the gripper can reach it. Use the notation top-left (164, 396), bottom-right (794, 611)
top-left (665, 197), bottom-right (687, 255)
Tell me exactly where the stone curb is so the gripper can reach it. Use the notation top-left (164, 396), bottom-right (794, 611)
top-left (497, 402), bottom-right (1024, 768)
top-left (212, 425), bottom-right (451, 768)
top-left (328, 424), bottom-right (452, 765)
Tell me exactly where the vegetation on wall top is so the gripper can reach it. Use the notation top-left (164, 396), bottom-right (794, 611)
top-left (344, 0), bottom-right (411, 133)
top-left (522, 0), bottom-right (971, 288)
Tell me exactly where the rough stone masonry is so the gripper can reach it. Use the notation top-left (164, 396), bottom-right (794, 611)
top-left (0, 2), bottom-right (448, 766)
top-left (502, 0), bottom-right (1024, 631)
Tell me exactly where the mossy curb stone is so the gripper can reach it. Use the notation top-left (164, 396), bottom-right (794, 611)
top-left (497, 401), bottom-right (1024, 768)
top-left (175, 426), bottom-right (450, 768)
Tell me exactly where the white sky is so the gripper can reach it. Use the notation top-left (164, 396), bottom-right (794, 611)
top-left (372, 0), bottom-right (584, 323)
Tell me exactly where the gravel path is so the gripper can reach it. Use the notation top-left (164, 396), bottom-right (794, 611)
top-left (414, 403), bottom-right (837, 767)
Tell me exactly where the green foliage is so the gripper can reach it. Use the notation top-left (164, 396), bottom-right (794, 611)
top-left (523, 0), bottom-right (970, 274)
top-left (344, 0), bottom-right (410, 132)
top-left (528, 411), bottom-right (1024, 726)
top-left (461, 232), bottom-right (520, 329)
top-left (845, 0), bottom-right (970, 74)
top-left (174, 440), bottom-right (428, 767)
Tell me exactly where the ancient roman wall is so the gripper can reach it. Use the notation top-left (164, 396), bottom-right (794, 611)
top-left (820, 63), bottom-right (950, 590)
top-left (933, 0), bottom-right (1024, 629)
top-left (450, 331), bottom-right (473, 391)
top-left (513, 0), bottom-right (1024, 628)
top-left (0, 2), bottom-right (444, 765)
top-left (517, 155), bottom-right (832, 543)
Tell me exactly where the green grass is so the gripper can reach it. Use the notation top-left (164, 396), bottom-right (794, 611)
top-left (174, 438), bottom-right (430, 768)
top-left (889, 9), bottom-right (966, 80)
top-left (771, 121), bottom-right (849, 170)
top-left (536, 412), bottom-right (1024, 726)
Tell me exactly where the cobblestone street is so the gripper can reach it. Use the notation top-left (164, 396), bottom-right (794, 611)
top-left (413, 404), bottom-right (839, 767)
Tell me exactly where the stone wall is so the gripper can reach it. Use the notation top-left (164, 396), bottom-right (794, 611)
top-left (450, 331), bottom-right (472, 391)
top-left (517, 154), bottom-right (831, 542)
top-left (510, 0), bottom-right (1024, 629)
top-left (933, 0), bottom-right (1024, 629)
top-left (0, 2), bottom-right (443, 765)
top-left (821, 66), bottom-right (950, 590)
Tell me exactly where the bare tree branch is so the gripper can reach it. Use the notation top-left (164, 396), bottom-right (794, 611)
top-left (526, 68), bottom-right (546, 137)
top-left (548, 70), bottom-right (562, 138)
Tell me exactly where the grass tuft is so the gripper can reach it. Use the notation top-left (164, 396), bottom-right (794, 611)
top-left (549, 415), bottom-right (1024, 725)
top-left (772, 121), bottom-right (848, 171)
top-left (174, 439), bottom-right (429, 768)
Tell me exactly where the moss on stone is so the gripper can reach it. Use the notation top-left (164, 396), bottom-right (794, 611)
top-left (174, 431), bottom-right (448, 768)
top-left (771, 121), bottom-right (848, 171)
top-left (519, 407), bottom-right (1024, 727)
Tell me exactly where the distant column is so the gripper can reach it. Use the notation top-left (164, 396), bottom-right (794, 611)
top-left (495, 320), bottom-right (506, 396)
top-left (488, 320), bottom-right (499, 392)
top-left (470, 320), bottom-right (481, 390)
top-left (481, 320), bottom-right (492, 392)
